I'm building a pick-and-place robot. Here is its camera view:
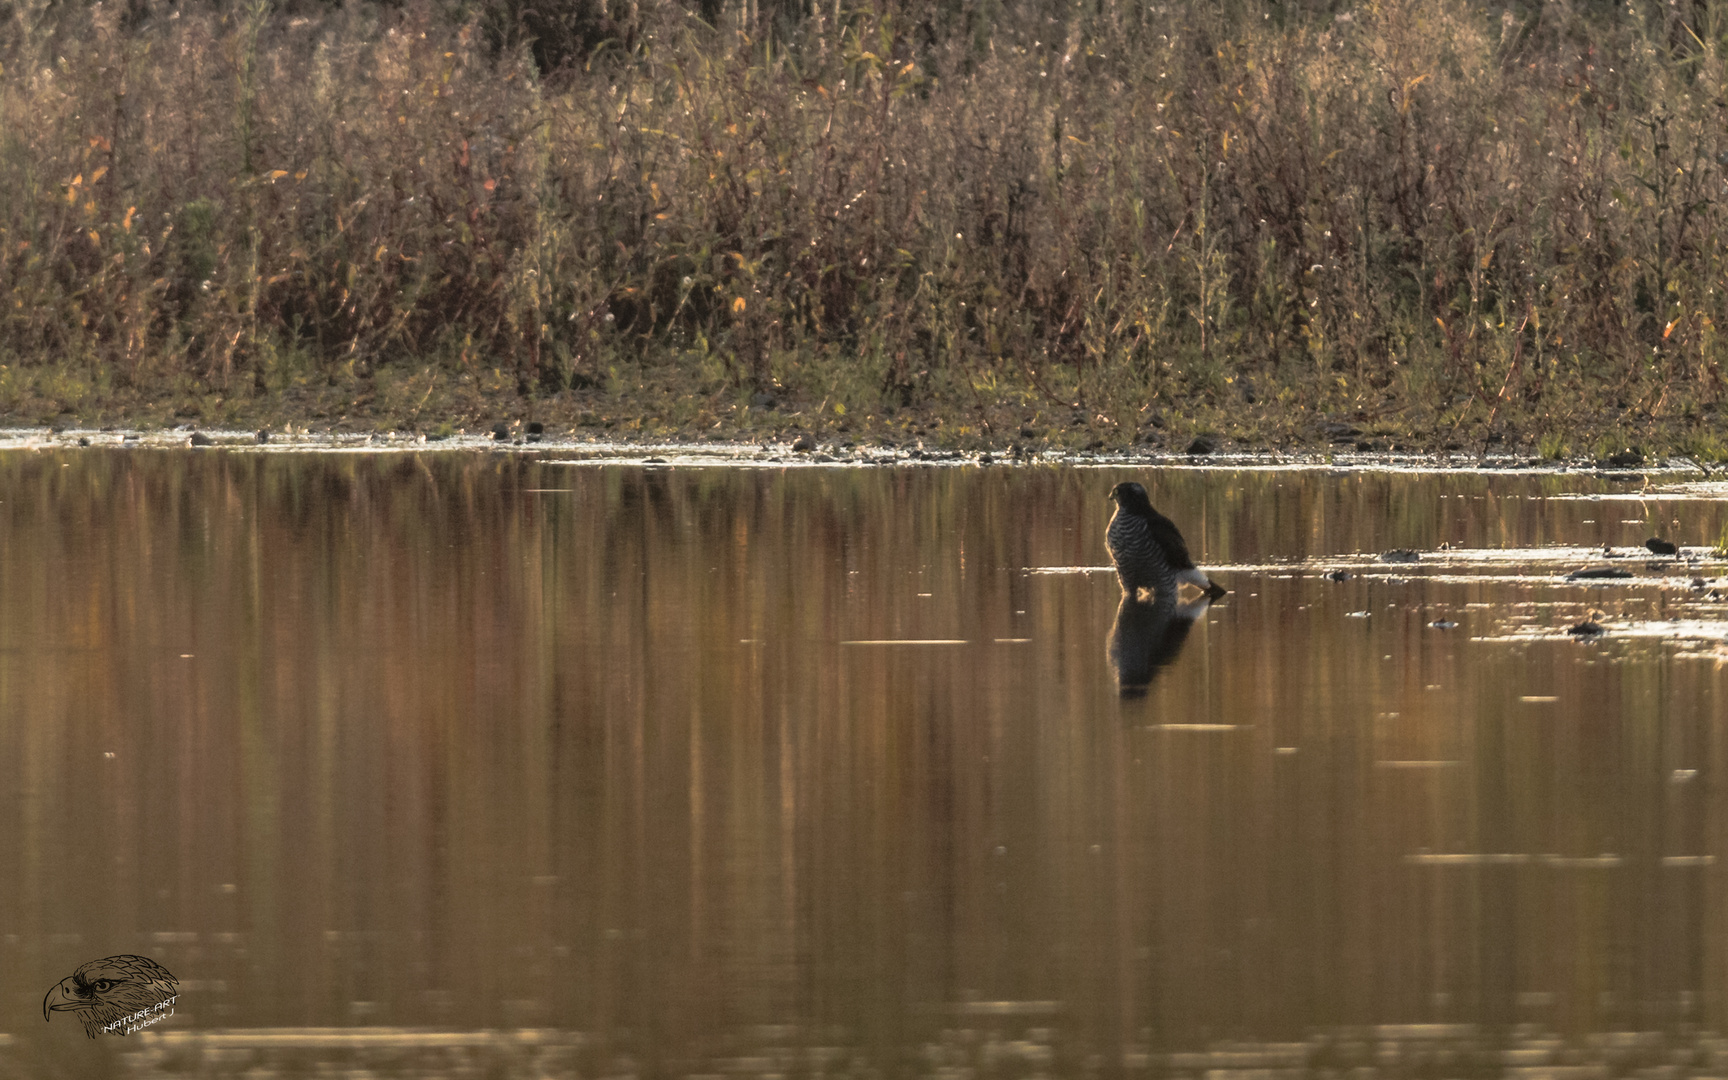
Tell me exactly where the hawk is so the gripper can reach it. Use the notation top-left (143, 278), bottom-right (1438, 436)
top-left (1106, 481), bottom-right (1226, 601)
top-left (44, 955), bottom-right (179, 1037)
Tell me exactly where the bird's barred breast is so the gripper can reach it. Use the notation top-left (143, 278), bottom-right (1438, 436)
top-left (1107, 515), bottom-right (1174, 596)
top-left (1108, 515), bottom-right (1161, 561)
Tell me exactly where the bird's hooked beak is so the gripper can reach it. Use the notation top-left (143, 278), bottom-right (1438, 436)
top-left (43, 977), bottom-right (86, 1021)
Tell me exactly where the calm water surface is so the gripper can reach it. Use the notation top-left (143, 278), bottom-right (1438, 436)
top-left (3, 451), bottom-right (1728, 1077)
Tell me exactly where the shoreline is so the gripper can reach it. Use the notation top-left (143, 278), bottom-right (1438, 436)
top-left (1, 425), bottom-right (1718, 478)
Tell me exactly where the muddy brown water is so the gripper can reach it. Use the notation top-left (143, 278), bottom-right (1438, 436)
top-left (4, 450), bottom-right (1728, 1077)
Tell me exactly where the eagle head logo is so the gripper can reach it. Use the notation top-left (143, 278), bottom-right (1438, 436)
top-left (44, 955), bottom-right (179, 1038)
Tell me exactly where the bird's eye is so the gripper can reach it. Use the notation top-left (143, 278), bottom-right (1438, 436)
top-left (91, 980), bottom-right (114, 992)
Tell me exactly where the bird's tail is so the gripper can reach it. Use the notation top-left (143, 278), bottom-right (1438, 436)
top-left (1178, 567), bottom-right (1213, 591)
top-left (1178, 566), bottom-right (1228, 598)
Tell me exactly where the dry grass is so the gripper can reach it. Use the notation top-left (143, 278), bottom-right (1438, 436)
top-left (2, 0), bottom-right (1726, 452)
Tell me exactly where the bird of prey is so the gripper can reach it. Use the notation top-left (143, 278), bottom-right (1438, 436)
top-left (1106, 481), bottom-right (1226, 601)
top-left (44, 955), bottom-right (178, 1037)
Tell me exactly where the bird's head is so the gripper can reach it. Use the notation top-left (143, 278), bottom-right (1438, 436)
top-left (1108, 481), bottom-right (1154, 515)
top-left (44, 955), bottom-right (178, 1038)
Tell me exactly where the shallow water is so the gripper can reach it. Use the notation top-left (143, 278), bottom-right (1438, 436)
top-left (3, 451), bottom-right (1728, 1076)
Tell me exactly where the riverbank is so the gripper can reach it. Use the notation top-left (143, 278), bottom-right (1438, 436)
top-left (6, 0), bottom-right (1728, 462)
top-left (6, 410), bottom-right (1721, 478)
top-left (9, 0), bottom-right (1728, 460)
top-left (4, 370), bottom-right (1723, 467)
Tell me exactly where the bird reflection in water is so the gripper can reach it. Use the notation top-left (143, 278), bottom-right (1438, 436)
top-left (1108, 591), bottom-right (1214, 697)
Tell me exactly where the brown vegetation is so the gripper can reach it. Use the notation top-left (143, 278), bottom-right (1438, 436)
top-left (3, 0), bottom-right (1728, 456)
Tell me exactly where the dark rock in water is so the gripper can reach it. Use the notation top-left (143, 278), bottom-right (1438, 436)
top-left (526, 421), bottom-right (544, 436)
top-left (77, 436), bottom-right (90, 447)
top-left (643, 456), bottom-right (669, 464)
top-left (1185, 435), bottom-right (1217, 455)
top-left (1692, 578), bottom-right (1708, 589)
top-left (1601, 449), bottom-right (1645, 468)
top-left (1568, 620), bottom-right (1605, 636)
top-left (189, 431), bottom-right (214, 446)
top-left (791, 435), bottom-right (815, 452)
top-left (256, 429), bottom-right (270, 443)
top-left (1380, 549), bottom-right (1421, 563)
top-left (1645, 537), bottom-right (1678, 556)
top-left (1566, 567), bottom-right (1634, 581)
top-left (492, 423), bottom-right (511, 441)
top-left (1324, 570), bottom-right (1353, 582)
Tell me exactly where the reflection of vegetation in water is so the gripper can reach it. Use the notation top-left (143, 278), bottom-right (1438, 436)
top-left (5, 456), bottom-right (1728, 1044)
top-left (4, 0), bottom-right (1728, 455)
